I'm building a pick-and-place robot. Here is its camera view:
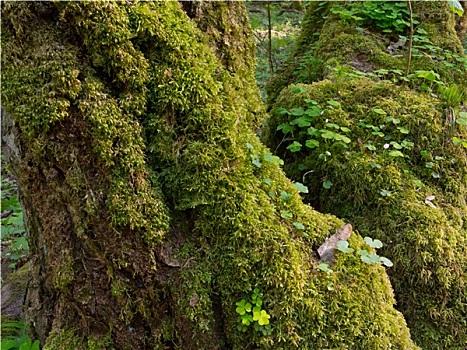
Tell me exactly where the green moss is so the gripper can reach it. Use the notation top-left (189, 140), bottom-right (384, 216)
top-left (264, 77), bottom-right (467, 348)
top-left (184, 1), bottom-right (267, 129)
top-left (2, 2), bottom-right (170, 247)
top-left (1, 264), bottom-right (29, 318)
top-left (44, 329), bottom-right (114, 350)
top-left (125, 2), bottom-right (417, 348)
top-left (3, 1), bottom-right (421, 348)
top-left (52, 249), bottom-right (75, 290)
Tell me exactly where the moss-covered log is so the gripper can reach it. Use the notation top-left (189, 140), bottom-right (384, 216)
top-left (2, 1), bottom-right (418, 349)
top-left (263, 1), bottom-right (467, 349)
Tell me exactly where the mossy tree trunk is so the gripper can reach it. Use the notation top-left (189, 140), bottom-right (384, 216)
top-left (264, 1), bottom-right (467, 349)
top-left (2, 1), bottom-right (418, 349)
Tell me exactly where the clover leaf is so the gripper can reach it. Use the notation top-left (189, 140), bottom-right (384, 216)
top-left (336, 240), bottom-right (354, 254)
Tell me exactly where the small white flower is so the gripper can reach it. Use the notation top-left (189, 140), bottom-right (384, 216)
top-left (383, 143), bottom-right (390, 149)
top-left (425, 195), bottom-right (436, 208)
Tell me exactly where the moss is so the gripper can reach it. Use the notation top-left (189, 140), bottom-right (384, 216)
top-left (52, 249), bottom-right (75, 291)
top-left (126, 2), bottom-right (417, 348)
top-left (2, 2), bottom-right (170, 247)
top-left (1, 264), bottom-right (29, 318)
top-left (182, 1), bottom-right (267, 129)
top-left (3, 1), bottom-right (420, 349)
top-left (264, 77), bottom-right (467, 348)
top-left (44, 329), bottom-right (114, 350)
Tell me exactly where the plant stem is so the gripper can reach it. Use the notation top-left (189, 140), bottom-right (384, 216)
top-left (405, 0), bottom-right (414, 77)
top-left (267, 1), bottom-right (273, 74)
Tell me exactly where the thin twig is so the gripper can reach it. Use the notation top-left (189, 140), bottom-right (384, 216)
top-left (405, 0), bottom-right (414, 77)
top-left (267, 1), bottom-right (274, 74)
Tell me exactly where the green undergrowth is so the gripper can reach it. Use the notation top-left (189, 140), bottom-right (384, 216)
top-left (267, 1), bottom-right (467, 104)
top-left (264, 77), bottom-right (467, 348)
top-left (1, 319), bottom-right (40, 350)
top-left (2, 1), bottom-right (420, 348)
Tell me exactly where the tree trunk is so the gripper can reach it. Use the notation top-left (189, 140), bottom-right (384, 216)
top-left (264, 2), bottom-right (467, 349)
top-left (2, 1), bottom-right (417, 349)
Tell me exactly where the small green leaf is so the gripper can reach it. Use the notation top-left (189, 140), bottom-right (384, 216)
top-left (293, 222), bottom-right (305, 230)
top-left (333, 133), bottom-right (351, 143)
top-left (236, 299), bottom-right (252, 315)
top-left (336, 240), bottom-right (355, 253)
top-left (320, 130), bottom-right (335, 139)
top-left (380, 256), bottom-right (393, 267)
top-left (357, 249), bottom-right (369, 256)
top-left (291, 85), bottom-right (308, 93)
top-left (397, 126), bottom-right (409, 134)
top-left (246, 142), bottom-right (254, 150)
top-left (280, 191), bottom-right (293, 201)
top-left (380, 189), bottom-right (391, 197)
top-left (413, 179), bottom-right (425, 188)
top-left (386, 116), bottom-right (401, 124)
top-left (325, 123), bottom-right (340, 129)
top-left (364, 143), bottom-right (376, 151)
top-left (323, 179), bottom-right (333, 189)
top-left (241, 313), bottom-right (253, 325)
top-left (277, 123), bottom-right (294, 134)
top-left (264, 153), bottom-right (284, 165)
top-left (361, 253), bottom-right (381, 264)
top-left (415, 70), bottom-right (438, 82)
top-left (293, 182), bottom-right (309, 193)
top-left (388, 150), bottom-right (404, 157)
top-left (276, 107), bottom-right (289, 115)
top-left (364, 237), bottom-right (383, 249)
top-left (372, 108), bottom-right (387, 115)
top-left (305, 139), bottom-right (320, 149)
top-left (327, 100), bottom-right (341, 107)
top-left (292, 116), bottom-right (312, 127)
top-left (305, 106), bottom-right (323, 117)
top-left (448, 0), bottom-right (464, 16)
top-left (401, 140), bottom-right (414, 149)
top-left (257, 310), bottom-right (271, 325)
top-left (263, 178), bottom-right (272, 186)
top-left (281, 211), bottom-right (293, 219)
top-left (287, 141), bottom-right (302, 152)
top-left (251, 155), bottom-right (261, 168)
top-left (317, 263), bottom-right (333, 274)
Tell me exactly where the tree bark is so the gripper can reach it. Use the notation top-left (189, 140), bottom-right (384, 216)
top-left (2, 1), bottom-right (417, 349)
